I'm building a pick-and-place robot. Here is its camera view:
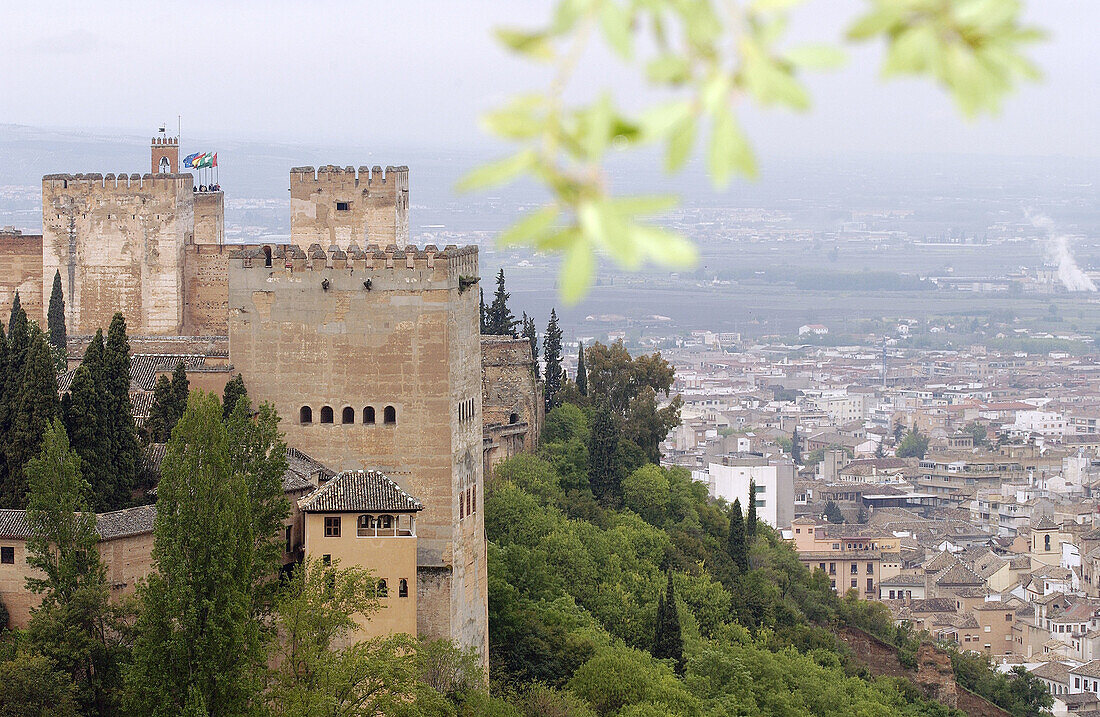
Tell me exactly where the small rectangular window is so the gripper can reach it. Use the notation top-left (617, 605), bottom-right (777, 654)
top-left (324, 516), bottom-right (341, 537)
top-left (336, 201), bottom-right (350, 211)
top-left (285, 526), bottom-right (292, 553)
top-left (0, 546), bottom-right (12, 564)
top-left (322, 554), bottom-right (331, 566)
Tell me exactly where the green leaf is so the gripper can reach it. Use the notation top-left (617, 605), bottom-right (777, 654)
top-left (741, 41), bottom-right (811, 110)
top-left (847, 7), bottom-right (902, 41)
top-left (646, 54), bottom-right (692, 84)
top-left (665, 116), bottom-right (697, 172)
top-left (630, 225), bottom-right (699, 268)
top-left (598, 0), bottom-right (633, 59)
top-left (495, 28), bottom-right (555, 61)
top-left (639, 101), bottom-right (693, 142)
top-left (560, 239), bottom-right (595, 304)
top-left (701, 71), bottom-right (732, 115)
top-left (578, 94), bottom-right (616, 159)
top-left (882, 24), bottom-right (939, 75)
top-left (708, 108), bottom-right (757, 187)
top-left (455, 150), bottom-right (536, 192)
top-left (785, 44), bottom-right (847, 70)
top-left (579, 199), bottom-right (635, 267)
top-left (500, 206), bottom-right (560, 247)
top-left (552, 0), bottom-right (595, 34)
top-left (480, 96), bottom-right (545, 139)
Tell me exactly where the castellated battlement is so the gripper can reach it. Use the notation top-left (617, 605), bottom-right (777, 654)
top-left (151, 136), bottom-right (178, 146)
top-left (290, 165), bottom-right (409, 189)
top-left (42, 173), bottom-right (193, 193)
top-left (230, 243), bottom-right (477, 292)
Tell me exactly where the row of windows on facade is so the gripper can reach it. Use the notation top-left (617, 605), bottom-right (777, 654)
top-left (829, 578), bottom-right (875, 592)
top-left (320, 554), bottom-right (409, 598)
top-left (301, 405), bottom-right (396, 425)
top-left (323, 514), bottom-right (405, 537)
top-left (817, 561), bottom-right (875, 575)
top-left (460, 483), bottom-right (476, 520)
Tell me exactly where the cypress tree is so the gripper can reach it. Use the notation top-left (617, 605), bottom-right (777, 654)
top-left (4, 327), bottom-right (61, 507)
top-left (791, 426), bottom-right (801, 464)
top-left (47, 271), bottom-right (67, 358)
top-left (63, 332), bottom-right (111, 511)
top-left (588, 403), bottom-right (621, 505)
top-left (479, 288), bottom-right (487, 334)
top-left (8, 292), bottom-right (21, 332)
top-left (576, 341), bottom-right (588, 396)
top-left (652, 571), bottom-right (684, 674)
top-left (222, 374), bottom-right (248, 420)
top-left (144, 375), bottom-right (174, 444)
top-left (543, 309), bottom-right (563, 412)
top-left (747, 479), bottom-right (758, 538)
top-left (728, 499), bottom-right (748, 573)
top-left (486, 268), bottom-right (517, 336)
top-left (169, 361), bottom-right (190, 423)
top-left (105, 313), bottom-right (139, 508)
top-left (520, 313), bottom-right (539, 381)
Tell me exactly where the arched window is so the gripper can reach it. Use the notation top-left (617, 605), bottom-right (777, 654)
top-left (357, 514), bottom-right (374, 536)
top-left (299, 406), bottom-right (313, 424)
top-left (363, 406), bottom-right (376, 424)
top-left (377, 579), bottom-right (388, 598)
top-left (384, 406), bottom-right (396, 424)
top-left (399, 578), bottom-right (409, 598)
top-left (159, 156), bottom-right (170, 174)
top-left (509, 412), bottom-right (519, 425)
top-left (320, 406), bottom-right (334, 424)
top-left (379, 515), bottom-right (393, 529)
top-left (263, 245), bottom-right (273, 267)
top-left (342, 407), bottom-right (355, 424)
top-left (1045, 534), bottom-right (1051, 551)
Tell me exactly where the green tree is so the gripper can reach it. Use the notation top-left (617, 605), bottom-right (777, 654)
top-left (143, 361), bottom-right (189, 443)
top-left (104, 313), bottom-right (140, 508)
top-left (8, 292), bottom-right (21, 333)
top-left (47, 271), bottom-right (67, 370)
top-left (791, 426), bottom-right (801, 464)
top-left (25, 419), bottom-right (122, 714)
top-left (965, 421), bottom-right (990, 447)
top-left (222, 373), bottom-right (248, 420)
top-left (0, 653), bottom-right (79, 717)
top-left (521, 313), bottom-right (540, 381)
top-left (588, 404), bottom-right (621, 506)
top-left (487, 268), bottom-right (518, 337)
top-left (479, 287), bottom-right (488, 334)
top-left (267, 558), bottom-right (420, 716)
top-left (727, 499), bottom-right (748, 574)
top-left (856, 504), bottom-right (869, 524)
top-left (823, 500), bottom-right (845, 524)
top-left (575, 341), bottom-right (587, 396)
top-left (4, 327), bottom-right (61, 508)
top-left (652, 572), bottom-right (684, 675)
top-left (623, 386), bottom-right (681, 464)
top-left (125, 392), bottom-right (279, 716)
top-left (893, 418), bottom-right (906, 444)
top-left (897, 428), bottom-right (930, 459)
top-left (543, 309), bottom-right (563, 412)
top-left (62, 332), bottom-right (112, 512)
top-left (746, 480), bottom-right (757, 538)
top-left (622, 464), bottom-right (670, 525)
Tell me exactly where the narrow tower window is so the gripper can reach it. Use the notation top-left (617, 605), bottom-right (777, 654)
top-left (384, 406), bottom-right (396, 424)
top-left (320, 406), bottom-right (334, 424)
top-left (363, 406), bottom-right (376, 424)
top-left (342, 407), bottom-right (355, 424)
top-left (299, 406), bottom-right (313, 424)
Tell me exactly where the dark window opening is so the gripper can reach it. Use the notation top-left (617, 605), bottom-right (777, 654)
top-left (322, 554), bottom-right (331, 566)
top-left (379, 515), bottom-right (393, 529)
top-left (509, 412), bottom-right (519, 424)
top-left (342, 407), bottom-right (355, 424)
top-left (363, 406), bottom-right (376, 424)
top-left (0, 547), bottom-right (12, 564)
top-left (285, 526), bottom-right (292, 553)
top-left (399, 578), bottom-right (409, 598)
top-left (384, 406), bottom-right (396, 424)
top-left (320, 406), bottom-right (334, 424)
top-left (324, 516), bottom-right (341, 537)
top-left (263, 245), bottom-right (272, 267)
top-left (377, 579), bottom-right (388, 598)
top-left (300, 406), bottom-right (313, 424)
top-left (336, 201), bottom-right (350, 211)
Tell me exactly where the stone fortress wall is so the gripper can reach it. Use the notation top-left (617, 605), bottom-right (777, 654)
top-left (290, 165), bottom-right (409, 251)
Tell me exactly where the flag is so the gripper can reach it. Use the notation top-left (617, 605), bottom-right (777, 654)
top-left (183, 152), bottom-right (218, 169)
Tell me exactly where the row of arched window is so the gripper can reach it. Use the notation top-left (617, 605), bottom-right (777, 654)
top-left (300, 405), bottom-right (396, 425)
top-left (458, 398), bottom-right (475, 423)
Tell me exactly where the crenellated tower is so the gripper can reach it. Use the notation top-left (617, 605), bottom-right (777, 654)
top-left (290, 165), bottom-right (409, 250)
top-left (151, 136), bottom-right (179, 174)
top-left (227, 242), bottom-right (487, 663)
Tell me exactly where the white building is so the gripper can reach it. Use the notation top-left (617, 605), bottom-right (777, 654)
top-left (692, 456), bottom-right (795, 528)
top-left (807, 392), bottom-right (867, 423)
top-left (798, 324), bottom-right (829, 336)
top-left (1012, 410), bottom-right (1067, 441)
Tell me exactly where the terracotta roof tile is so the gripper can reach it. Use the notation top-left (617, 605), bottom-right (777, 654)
top-left (299, 470), bottom-right (423, 513)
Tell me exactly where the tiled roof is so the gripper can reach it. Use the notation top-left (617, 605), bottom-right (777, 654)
top-left (299, 470), bottom-right (423, 513)
top-left (1071, 660), bottom-right (1100, 679)
top-left (95, 504), bottom-right (156, 539)
top-left (143, 444), bottom-right (332, 495)
top-left (0, 510), bottom-right (31, 539)
top-left (923, 550), bottom-right (959, 572)
top-left (1031, 660), bottom-right (1072, 684)
top-left (880, 574), bottom-right (925, 586)
top-left (934, 561), bottom-right (985, 586)
top-left (1034, 514), bottom-right (1059, 531)
top-left (129, 354), bottom-right (208, 391)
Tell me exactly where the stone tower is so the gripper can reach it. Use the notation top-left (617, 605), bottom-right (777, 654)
top-left (41, 173), bottom-right (193, 335)
top-left (290, 166), bottom-right (409, 250)
top-left (227, 243), bottom-right (488, 662)
top-left (151, 136), bottom-right (179, 174)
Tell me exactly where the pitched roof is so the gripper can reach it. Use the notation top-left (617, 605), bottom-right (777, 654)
top-left (299, 470), bottom-right (423, 513)
top-left (0, 510), bottom-right (30, 539)
top-left (95, 504), bottom-right (156, 539)
top-left (1031, 660), bottom-right (1072, 684)
top-left (1034, 514), bottom-right (1059, 531)
top-left (1071, 660), bottom-right (1100, 679)
top-left (934, 561), bottom-right (985, 587)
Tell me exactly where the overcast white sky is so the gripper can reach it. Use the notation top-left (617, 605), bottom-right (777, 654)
top-left (1, 0), bottom-right (1096, 158)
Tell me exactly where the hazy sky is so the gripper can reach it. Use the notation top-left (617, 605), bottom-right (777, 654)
top-left (2, 0), bottom-right (1096, 158)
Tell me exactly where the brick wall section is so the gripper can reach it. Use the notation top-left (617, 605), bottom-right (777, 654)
top-left (290, 166), bottom-right (409, 250)
top-left (0, 231), bottom-right (44, 325)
